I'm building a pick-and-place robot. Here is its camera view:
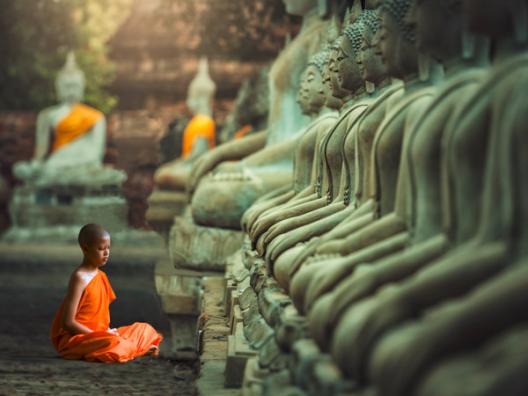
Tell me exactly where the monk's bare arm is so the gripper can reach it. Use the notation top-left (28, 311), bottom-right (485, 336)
top-left (61, 272), bottom-right (93, 335)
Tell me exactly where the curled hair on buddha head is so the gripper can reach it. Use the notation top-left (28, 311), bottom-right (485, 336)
top-left (381, 0), bottom-right (416, 43)
top-left (361, 8), bottom-right (382, 37)
top-left (78, 223), bottom-right (110, 247)
top-left (308, 49), bottom-right (332, 75)
top-left (342, 19), bottom-right (367, 54)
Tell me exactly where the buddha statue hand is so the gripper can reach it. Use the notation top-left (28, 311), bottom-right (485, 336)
top-left (12, 159), bottom-right (43, 183)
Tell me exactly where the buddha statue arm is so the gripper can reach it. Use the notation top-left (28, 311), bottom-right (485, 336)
top-left (34, 109), bottom-right (53, 161)
top-left (187, 130), bottom-right (267, 193)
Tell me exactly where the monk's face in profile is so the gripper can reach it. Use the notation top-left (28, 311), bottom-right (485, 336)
top-left (82, 235), bottom-right (111, 267)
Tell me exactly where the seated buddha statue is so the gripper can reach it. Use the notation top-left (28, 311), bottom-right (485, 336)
top-left (326, 0), bottom-right (528, 385)
top-left (153, 57), bottom-right (216, 191)
top-left (249, 12), bottom-right (385, 260)
top-left (241, 48), bottom-right (342, 235)
top-left (287, 0), bottom-right (443, 311)
top-left (267, 8), bottom-right (409, 290)
top-left (305, 0), bottom-right (491, 343)
top-left (13, 52), bottom-right (123, 186)
top-left (365, 1), bottom-right (528, 392)
top-left (188, 0), bottom-right (330, 230)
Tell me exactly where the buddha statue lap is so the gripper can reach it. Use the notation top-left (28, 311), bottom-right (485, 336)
top-left (5, 52), bottom-right (131, 242)
top-left (189, 0), bottom-right (330, 230)
top-left (327, 0), bottom-right (528, 385)
top-left (288, 0), bottom-right (442, 311)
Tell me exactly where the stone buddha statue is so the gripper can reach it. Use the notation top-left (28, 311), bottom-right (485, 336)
top-left (287, 0), bottom-right (443, 311)
top-left (241, 47), bottom-right (342, 235)
top-left (6, 52), bottom-right (132, 242)
top-left (187, 0), bottom-right (330, 230)
top-left (323, 0), bottom-right (528, 386)
top-left (305, 0), bottom-right (491, 345)
top-left (154, 57), bottom-right (216, 191)
top-left (13, 52), bottom-right (122, 186)
top-left (267, 8), bottom-right (410, 290)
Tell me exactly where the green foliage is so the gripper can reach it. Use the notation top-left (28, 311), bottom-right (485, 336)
top-left (0, 0), bottom-right (132, 113)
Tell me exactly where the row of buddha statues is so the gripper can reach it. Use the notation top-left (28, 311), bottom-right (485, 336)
top-left (162, 0), bottom-right (528, 394)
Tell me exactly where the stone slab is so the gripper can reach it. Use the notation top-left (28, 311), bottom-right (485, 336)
top-left (169, 215), bottom-right (244, 272)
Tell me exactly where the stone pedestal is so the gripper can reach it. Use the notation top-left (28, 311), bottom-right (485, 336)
top-left (155, 257), bottom-right (203, 360)
top-left (146, 189), bottom-right (188, 239)
top-left (169, 214), bottom-right (244, 272)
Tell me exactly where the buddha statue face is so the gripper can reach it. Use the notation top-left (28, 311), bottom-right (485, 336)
top-left (322, 57), bottom-right (344, 109)
top-left (297, 69), bottom-right (315, 115)
top-left (305, 65), bottom-right (327, 112)
top-left (327, 42), bottom-right (353, 99)
top-left (411, 0), bottom-right (463, 59)
top-left (336, 28), bottom-right (365, 93)
top-left (463, 0), bottom-right (522, 38)
top-left (379, 0), bottom-right (418, 79)
top-left (360, 12), bottom-right (387, 84)
top-left (55, 52), bottom-right (85, 104)
top-left (282, 0), bottom-right (318, 16)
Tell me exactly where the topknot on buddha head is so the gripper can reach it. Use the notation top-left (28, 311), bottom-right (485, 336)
top-left (55, 51), bottom-right (85, 104)
top-left (381, 0), bottom-right (416, 42)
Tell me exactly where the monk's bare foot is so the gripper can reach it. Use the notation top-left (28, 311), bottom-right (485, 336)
top-left (146, 344), bottom-right (159, 356)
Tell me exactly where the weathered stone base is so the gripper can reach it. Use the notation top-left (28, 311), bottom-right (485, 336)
top-left (146, 189), bottom-right (188, 238)
top-left (169, 214), bottom-right (244, 272)
top-left (155, 257), bottom-right (204, 360)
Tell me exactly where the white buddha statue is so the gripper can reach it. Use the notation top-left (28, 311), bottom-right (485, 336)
top-left (13, 52), bottom-right (124, 187)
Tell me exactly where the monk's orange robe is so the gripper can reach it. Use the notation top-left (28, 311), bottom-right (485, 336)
top-left (52, 103), bottom-right (103, 153)
top-left (181, 114), bottom-right (215, 157)
top-left (50, 270), bottom-right (162, 363)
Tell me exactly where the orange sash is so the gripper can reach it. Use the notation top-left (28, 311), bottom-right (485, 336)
top-left (50, 270), bottom-right (162, 363)
top-left (181, 114), bottom-right (215, 157)
top-left (52, 103), bottom-right (103, 153)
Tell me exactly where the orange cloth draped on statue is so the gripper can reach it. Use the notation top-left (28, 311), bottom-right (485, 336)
top-left (234, 124), bottom-right (253, 140)
top-left (52, 103), bottom-right (103, 153)
top-left (181, 114), bottom-right (215, 157)
top-left (50, 270), bottom-right (162, 363)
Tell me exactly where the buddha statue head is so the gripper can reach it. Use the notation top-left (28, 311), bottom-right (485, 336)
top-left (358, 8), bottom-right (387, 85)
top-left (282, 0), bottom-right (318, 16)
top-left (186, 57), bottom-right (216, 117)
top-left (379, 0), bottom-right (419, 79)
top-left (336, 18), bottom-right (368, 94)
top-left (409, 0), bottom-right (463, 61)
top-left (298, 49), bottom-right (332, 114)
top-left (463, 0), bottom-right (528, 43)
top-left (55, 52), bottom-right (85, 104)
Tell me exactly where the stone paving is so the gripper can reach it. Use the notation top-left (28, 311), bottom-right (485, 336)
top-left (0, 245), bottom-right (199, 395)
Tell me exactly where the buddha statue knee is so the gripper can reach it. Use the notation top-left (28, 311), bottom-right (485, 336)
top-left (190, 0), bottom-right (330, 229)
top-left (369, 259), bottom-right (528, 396)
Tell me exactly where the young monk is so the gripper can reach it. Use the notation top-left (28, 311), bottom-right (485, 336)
top-left (50, 224), bottom-right (162, 363)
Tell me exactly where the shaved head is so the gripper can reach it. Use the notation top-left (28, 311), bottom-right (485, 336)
top-left (78, 223), bottom-right (110, 247)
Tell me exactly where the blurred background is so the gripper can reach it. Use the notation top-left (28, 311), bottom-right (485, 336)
top-left (0, 0), bottom-right (301, 231)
